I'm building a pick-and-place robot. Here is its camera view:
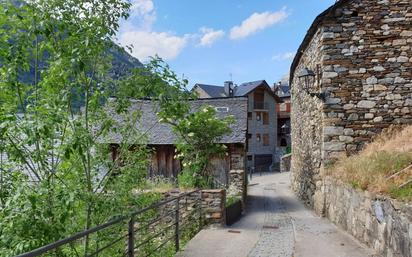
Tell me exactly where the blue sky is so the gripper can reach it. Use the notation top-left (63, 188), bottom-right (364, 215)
top-left (118, 0), bottom-right (336, 88)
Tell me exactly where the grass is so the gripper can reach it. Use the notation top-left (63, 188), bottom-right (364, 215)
top-left (326, 126), bottom-right (412, 201)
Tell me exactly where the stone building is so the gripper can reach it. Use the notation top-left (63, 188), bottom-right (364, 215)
top-left (290, 0), bottom-right (412, 206)
top-left (193, 80), bottom-right (282, 173)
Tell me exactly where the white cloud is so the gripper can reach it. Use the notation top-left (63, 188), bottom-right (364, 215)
top-left (272, 52), bottom-right (295, 61)
top-left (229, 8), bottom-right (289, 40)
top-left (119, 31), bottom-right (188, 61)
top-left (198, 27), bottom-right (225, 47)
top-left (118, 0), bottom-right (189, 61)
top-left (129, 0), bottom-right (156, 30)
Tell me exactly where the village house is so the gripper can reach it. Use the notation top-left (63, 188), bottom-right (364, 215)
top-left (273, 82), bottom-right (292, 152)
top-left (290, 0), bottom-right (412, 206)
top-left (193, 80), bottom-right (282, 173)
top-left (108, 97), bottom-right (248, 185)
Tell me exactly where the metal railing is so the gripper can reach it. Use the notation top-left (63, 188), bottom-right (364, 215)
top-left (16, 189), bottom-right (203, 257)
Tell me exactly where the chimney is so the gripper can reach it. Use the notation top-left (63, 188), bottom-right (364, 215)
top-left (273, 81), bottom-right (282, 95)
top-left (224, 81), bottom-right (235, 97)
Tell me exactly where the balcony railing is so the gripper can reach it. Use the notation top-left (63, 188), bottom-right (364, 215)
top-left (253, 101), bottom-right (269, 110)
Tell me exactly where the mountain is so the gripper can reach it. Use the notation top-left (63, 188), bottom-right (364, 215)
top-left (109, 44), bottom-right (144, 79)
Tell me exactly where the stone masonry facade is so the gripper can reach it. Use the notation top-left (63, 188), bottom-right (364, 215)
top-left (290, 0), bottom-right (412, 206)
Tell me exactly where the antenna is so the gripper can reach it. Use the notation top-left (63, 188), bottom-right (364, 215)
top-left (229, 73), bottom-right (233, 82)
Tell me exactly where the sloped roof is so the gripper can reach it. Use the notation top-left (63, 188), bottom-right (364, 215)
top-left (107, 97), bottom-right (248, 145)
top-left (290, 0), bottom-right (351, 84)
top-left (276, 85), bottom-right (291, 98)
top-left (194, 80), bottom-right (282, 102)
top-left (194, 84), bottom-right (226, 98)
top-left (235, 80), bottom-right (266, 96)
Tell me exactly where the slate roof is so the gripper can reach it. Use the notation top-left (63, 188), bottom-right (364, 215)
top-left (194, 84), bottom-right (226, 98)
top-left (275, 85), bottom-right (291, 98)
top-left (290, 0), bottom-right (351, 83)
top-left (107, 97), bottom-right (248, 145)
top-left (194, 80), bottom-right (282, 102)
top-left (235, 80), bottom-right (266, 96)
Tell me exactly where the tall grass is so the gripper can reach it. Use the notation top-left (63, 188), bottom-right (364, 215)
top-left (327, 126), bottom-right (412, 201)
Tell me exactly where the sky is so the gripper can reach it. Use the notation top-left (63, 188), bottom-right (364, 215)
top-left (117, 0), bottom-right (336, 88)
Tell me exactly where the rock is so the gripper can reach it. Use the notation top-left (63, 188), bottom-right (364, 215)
top-left (348, 113), bottom-right (359, 121)
top-left (392, 39), bottom-right (406, 46)
top-left (323, 142), bottom-right (346, 151)
top-left (397, 56), bottom-right (409, 63)
top-left (343, 128), bottom-right (354, 136)
top-left (323, 126), bottom-right (344, 136)
top-left (343, 104), bottom-right (355, 110)
top-left (366, 76), bottom-right (378, 85)
top-left (357, 100), bottom-right (376, 109)
top-left (365, 113), bottom-right (374, 119)
top-left (374, 85), bottom-right (387, 91)
top-left (373, 116), bottom-right (383, 122)
top-left (323, 72), bottom-right (339, 78)
top-left (339, 135), bottom-right (354, 143)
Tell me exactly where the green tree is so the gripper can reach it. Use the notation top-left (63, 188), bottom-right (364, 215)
top-left (0, 0), bottom-right (158, 255)
top-left (0, 1), bottom-right (233, 255)
top-left (172, 107), bottom-right (234, 188)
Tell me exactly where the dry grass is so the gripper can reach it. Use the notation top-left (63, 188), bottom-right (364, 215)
top-left (327, 126), bottom-right (412, 201)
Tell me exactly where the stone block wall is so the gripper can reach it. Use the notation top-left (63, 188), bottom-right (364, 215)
top-left (201, 189), bottom-right (226, 225)
top-left (320, 0), bottom-right (412, 160)
top-left (280, 154), bottom-right (292, 172)
top-left (165, 189), bottom-right (226, 226)
top-left (290, 0), bottom-right (412, 207)
top-left (291, 29), bottom-right (324, 206)
top-left (228, 170), bottom-right (246, 205)
top-left (314, 178), bottom-right (412, 257)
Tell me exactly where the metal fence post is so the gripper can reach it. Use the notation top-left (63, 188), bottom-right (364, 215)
top-left (198, 191), bottom-right (203, 232)
top-left (175, 199), bottom-right (180, 252)
top-left (128, 215), bottom-right (135, 257)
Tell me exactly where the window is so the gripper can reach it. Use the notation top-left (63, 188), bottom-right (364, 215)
top-left (262, 113), bottom-right (269, 125)
top-left (215, 107), bottom-right (229, 112)
top-left (280, 138), bottom-right (287, 147)
top-left (247, 134), bottom-right (252, 139)
top-left (247, 155), bottom-right (253, 161)
top-left (248, 112), bottom-right (252, 120)
top-left (263, 134), bottom-right (269, 146)
top-left (256, 133), bottom-right (261, 142)
top-left (256, 112), bottom-right (261, 121)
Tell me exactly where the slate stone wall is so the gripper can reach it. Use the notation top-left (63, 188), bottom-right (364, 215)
top-left (228, 170), bottom-right (246, 206)
top-left (164, 189), bottom-right (226, 226)
top-left (291, 29), bottom-right (324, 206)
top-left (291, 0), bottom-right (412, 206)
top-left (314, 178), bottom-right (412, 257)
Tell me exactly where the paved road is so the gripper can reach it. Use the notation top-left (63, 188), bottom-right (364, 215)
top-left (176, 172), bottom-right (377, 257)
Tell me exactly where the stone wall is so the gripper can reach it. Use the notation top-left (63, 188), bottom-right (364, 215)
top-left (228, 170), bottom-right (246, 205)
top-left (201, 189), bottom-right (226, 225)
top-left (314, 178), bottom-right (412, 257)
top-left (290, 0), bottom-right (412, 207)
top-left (280, 154), bottom-right (292, 172)
top-left (165, 189), bottom-right (226, 226)
top-left (320, 0), bottom-right (412, 160)
top-left (291, 29), bottom-right (324, 206)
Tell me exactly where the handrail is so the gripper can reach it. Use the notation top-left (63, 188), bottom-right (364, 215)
top-left (16, 189), bottom-right (202, 257)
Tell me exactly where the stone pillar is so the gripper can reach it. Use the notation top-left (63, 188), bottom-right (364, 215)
top-left (228, 170), bottom-right (246, 206)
